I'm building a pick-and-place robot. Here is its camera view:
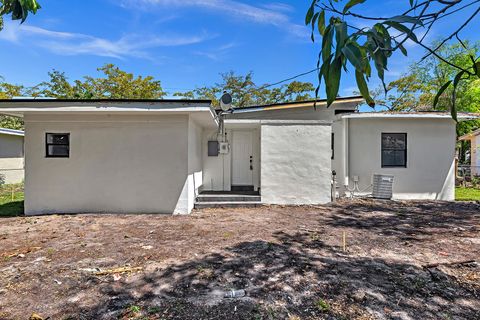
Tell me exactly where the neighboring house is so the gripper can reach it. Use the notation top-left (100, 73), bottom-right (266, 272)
top-left (458, 128), bottom-right (480, 176)
top-left (0, 98), bottom-right (473, 215)
top-left (0, 128), bottom-right (24, 184)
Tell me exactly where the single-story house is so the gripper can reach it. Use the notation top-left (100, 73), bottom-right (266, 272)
top-left (0, 127), bottom-right (24, 184)
top-left (458, 128), bottom-right (480, 175)
top-left (0, 97), bottom-right (473, 215)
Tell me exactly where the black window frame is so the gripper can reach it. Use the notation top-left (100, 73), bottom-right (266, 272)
top-left (331, 132), bottom-right (335, 160)
top-left (381, 133), bottom-right (407, 168)
top-left (45, 133), bottom-right (70, 158)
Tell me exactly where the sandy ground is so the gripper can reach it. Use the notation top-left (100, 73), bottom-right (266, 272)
top-left (0, 199), bottom-right (479, 320)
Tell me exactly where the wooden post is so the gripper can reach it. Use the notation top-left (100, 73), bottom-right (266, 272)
top-left (11, 185), bottom-right (14, 202)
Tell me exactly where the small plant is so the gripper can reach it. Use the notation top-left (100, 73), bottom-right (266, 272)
top-left (309, 232), bottom-right (320, 241)
top-left (315, 299), bottom-right (330, 312)
top-left (222, 231), bottom-right (233, 239)
top-left (196, 265), bottom-right (214, 279)
top-left (129, 305), bottom-right (141, 313)
top-left (148, 306), bottom-right (162, 314)
top-left (265, 306), bottom-right (276, 319)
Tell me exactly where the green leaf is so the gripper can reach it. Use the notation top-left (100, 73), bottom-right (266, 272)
top-left (334, 21), bottom-right (347, 58)
top-left (451, 70), bottom-right (466, 122)
top-left (310, 12), bottom-right (319, 41)
top-left (451, 100), bottom-right (457, 122)
top-left (453, 70), bottom-right (465, 88)
top-left (326, 57), bottom-right (342, 107)
top-left (372, 51), bottom-right (386, 91)
top-left (318, 10), bottom-right (325, 36)
top-left (475, 61), bottom-right (480, 77)
top-left (341, 43), bottom-right (364, 71)
top-left (355, 70), bottom-right (375, 107)
top-left (433, 80), bottom-right (452, 109)
top-left (343, 0), bottom-right (366, 14)
top-left (305, 1), bottom-right (315, 25)
top-left (384, 21), bottom-right (418, 42)
top-left (398, 43), bottom-right (408, 56)
top-left (322, 25), bottom-right (333, 62)
top-left (387, 15), bottom-right (423, 26)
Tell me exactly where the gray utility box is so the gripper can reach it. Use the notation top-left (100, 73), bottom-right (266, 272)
top-left (372, 174), bottom-right (394, 199)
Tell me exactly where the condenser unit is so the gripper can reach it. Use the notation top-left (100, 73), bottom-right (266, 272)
top-left (372, 174), bottom-right (394, 200)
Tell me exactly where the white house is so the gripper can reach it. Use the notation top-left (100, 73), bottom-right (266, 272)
top-left (0, 97), bottom-right (471, 215)
top-left (458, 128), bottom-right (480, 175)
top-left (0, 127), bottom-right (24, 184)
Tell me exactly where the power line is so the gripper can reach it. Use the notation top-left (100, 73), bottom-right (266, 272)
top-left (258, 68), bottom-right (319, 90)
top-left (165, 67), bottom-right (320, 93)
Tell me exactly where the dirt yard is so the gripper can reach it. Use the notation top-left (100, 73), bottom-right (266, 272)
top-left (0, 200), bottom-right (479, 320)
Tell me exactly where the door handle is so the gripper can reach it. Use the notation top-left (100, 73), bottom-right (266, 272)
top-left (250, 156), bottom-right (253, 170)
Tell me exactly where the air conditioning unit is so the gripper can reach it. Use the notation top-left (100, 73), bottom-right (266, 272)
top-left (219, 142), bottom-right (230, 154)
top-left (372, 174), bottom-right (394, 199)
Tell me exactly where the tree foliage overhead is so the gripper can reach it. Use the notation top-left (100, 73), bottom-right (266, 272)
top-left (175, 71), bottom-right (315, 108)
top-left (33, 64), bottom-right (165, 99)
top-left (375, 42), bottom-right (480, 114)
top-left (372, 41), bottom-right (480, 138)
top-left (0, 64), bottom-right (165, 129)
top-left (0, 0), bottom-right (41, 30)
top-left (306, 0), bottom-right (480, 120)
top-left (0, 77), bottom-right (24, 129)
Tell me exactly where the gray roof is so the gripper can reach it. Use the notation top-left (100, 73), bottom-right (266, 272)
top-left (0, 128), bottom-right (24, 137)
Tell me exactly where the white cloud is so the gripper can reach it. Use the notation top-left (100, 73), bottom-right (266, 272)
top-left (193, 41), bottom-right (239, 60)
top-left (0, 21), bottom-right (213, 59)
top-left (121, 0), bottom-right (309, 39)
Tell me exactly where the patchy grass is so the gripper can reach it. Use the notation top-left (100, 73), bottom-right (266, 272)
top-left (456, 187), bottom-right (480, 201)
top-left (0, 185), bottom-right (24, 217)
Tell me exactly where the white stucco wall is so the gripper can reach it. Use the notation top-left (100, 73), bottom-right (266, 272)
top-left (202, 129), bottom-right (232, 191)
top-left (202, 128), bottom-right (260, 192)
top-left (333, 117), bottom-right (456, 200)
top-left (185, 118), bottom-right (203, 213)
top-left (0, 134), bottom-right (24, 184)
top-left (226, 101), bottom-right (357, 121)
top-left (24, 114), bottom-right (194, 215)
top-left (261, 122), bottom-right (332, 204)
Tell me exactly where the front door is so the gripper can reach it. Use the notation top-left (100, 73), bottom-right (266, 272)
top-left (232, 131), bottom-right (253, 187)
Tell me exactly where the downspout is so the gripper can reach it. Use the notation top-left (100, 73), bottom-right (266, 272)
top-left (343, 117), bottom-right (350, 187)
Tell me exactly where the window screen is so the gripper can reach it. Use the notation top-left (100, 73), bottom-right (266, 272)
top-left (46, 133), bottom-right (70, 158)
top-left (381, 133), bottom-right (406, 168)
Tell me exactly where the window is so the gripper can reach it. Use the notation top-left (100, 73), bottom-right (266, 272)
top-left (381, 133), bottom-right (406, 168)
top-left (46, 133), bottom-right (70, 158)
top-left (331, 133), bottom-right (335, 160)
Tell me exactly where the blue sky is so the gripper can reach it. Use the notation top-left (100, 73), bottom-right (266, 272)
top-left (0, 0), bottom-right (478, 103)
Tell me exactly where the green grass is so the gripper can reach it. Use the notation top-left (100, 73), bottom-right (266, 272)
top-left (0, 185), bottom-right (24, 217)
top-left (456, 187), bottom-right (480, 201)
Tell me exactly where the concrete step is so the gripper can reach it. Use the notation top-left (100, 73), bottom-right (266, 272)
top-left (194, 201), bottom-right (263, 209)
top-left (196, 194), bottom-right (261, 202)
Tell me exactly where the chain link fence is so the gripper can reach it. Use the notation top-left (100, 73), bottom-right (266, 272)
top-left (0, 182), bottom-right (24, 203)
top-left (0, 168), bottom-right (24, 206)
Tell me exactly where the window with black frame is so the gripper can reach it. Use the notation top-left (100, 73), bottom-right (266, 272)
top-left (381, 133), bottom-right (407, 168)
top-left (46, 133), bottom-right (70, 158)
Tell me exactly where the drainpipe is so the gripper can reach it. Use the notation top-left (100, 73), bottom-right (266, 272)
top-left (343, 117), bottom-right (350, 188)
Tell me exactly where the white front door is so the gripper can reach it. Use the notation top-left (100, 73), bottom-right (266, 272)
top-left (232, 131), bottom-right (253, 186)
